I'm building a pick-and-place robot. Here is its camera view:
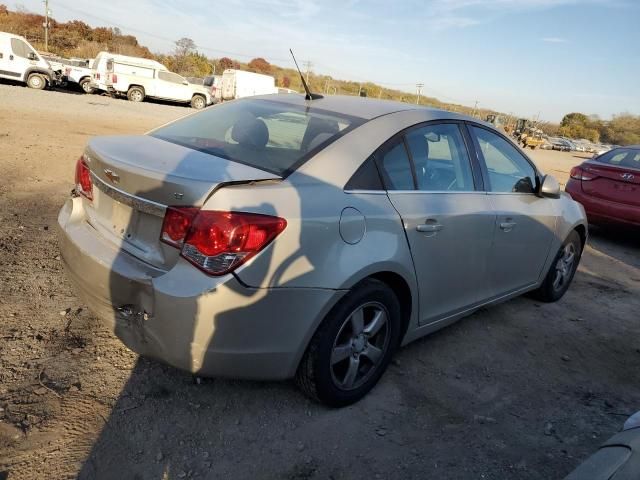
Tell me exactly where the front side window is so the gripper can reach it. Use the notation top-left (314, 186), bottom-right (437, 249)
top-left (405, 123), bottom-right (474, 191)
top-left (472, 126), bottom-right (537, 193)
top-left (151, 99), bottom-right (362, 176)
top-left (10, 38), bottom-right (35, 59)
top-left (377, 141), bottom-right (415, 190)
top-left (596, 148), bottom-right (640, 168)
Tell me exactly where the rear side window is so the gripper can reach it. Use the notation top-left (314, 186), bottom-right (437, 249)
top-left (159, 71), bottom-right (185, 84)
top-left (378, 141), bottom-right (415, 190)
top-left (151, 99), bottom-right (363, 176)
top-left (471, 126), bottom-right (537, 193)
top-left (596, 148), bottom-right (640, 168)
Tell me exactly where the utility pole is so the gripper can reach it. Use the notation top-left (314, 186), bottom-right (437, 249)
top-left (415, 83), bottom-right (424, 105)
top-left (43, 0), bottom-right (50, 51)
top-left (302, 60), bottom-right (312, 84)
top-left (471, 100), bottom-right (479, 117)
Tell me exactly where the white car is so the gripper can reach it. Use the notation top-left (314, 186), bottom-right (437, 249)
top-left (0, 32), bottom-right (58, 89)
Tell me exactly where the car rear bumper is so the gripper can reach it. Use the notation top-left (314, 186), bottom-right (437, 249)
top-left (566, 180), bottom-right (640, 227)
top-left (58, 197), bottom-right (344, 380)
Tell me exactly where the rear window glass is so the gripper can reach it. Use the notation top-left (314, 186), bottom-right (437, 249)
top-left (596, 148), bottom-right (640, 168)
top-left (150, 99), bottom-right (364, 176)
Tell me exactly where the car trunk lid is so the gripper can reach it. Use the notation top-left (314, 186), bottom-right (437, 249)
top-left (82, 135), bottom-right (280, 270)
top-left (582, 161), bottom-right (640, 207)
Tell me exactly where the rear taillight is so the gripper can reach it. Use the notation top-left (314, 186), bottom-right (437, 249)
top-left (96, 72), bottom-right (100, 80)
top-left (160, 209), bottom-right (287, 276)
top-left (74, 156), bottom-right (93, 200)
top-left (111, 73), bottom-right (118, 83)
top-left (160, 207), bottom-right (199, 248)
top-left (570, 166), bottom-right (595, 181)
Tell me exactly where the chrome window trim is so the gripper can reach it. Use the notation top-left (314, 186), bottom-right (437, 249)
top-left (91, 173), bottom-right (167, 217)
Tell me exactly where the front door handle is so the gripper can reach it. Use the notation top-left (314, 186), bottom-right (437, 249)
top-left (416, 222), bottom-right (443, 233)
top-left (500, 221), bottom-right (516, 231)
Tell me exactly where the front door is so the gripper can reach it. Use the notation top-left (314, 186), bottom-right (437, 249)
top-left (378, 122), bottom-right (495, 325)
top-left (468, 124), bottom-right (557, 296)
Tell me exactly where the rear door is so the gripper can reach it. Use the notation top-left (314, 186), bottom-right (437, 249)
top-left (468, 124), bottom-right (557, 296)
top-left (582, 149), bottom-right (640, 207)
top-left (379, 122), bottom-right (495, 325)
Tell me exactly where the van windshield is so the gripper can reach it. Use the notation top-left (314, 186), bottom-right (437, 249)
top-left (150, 99), bottom-right (364, 176)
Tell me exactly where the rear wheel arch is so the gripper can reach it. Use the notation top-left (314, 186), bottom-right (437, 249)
top-left (367, 271), bottom-right (412, 343)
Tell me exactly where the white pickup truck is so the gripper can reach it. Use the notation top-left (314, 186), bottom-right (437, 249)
top-left (104, 56), bottom-right (212, 109)
top-left (63, 59), bottom-right (93, 93)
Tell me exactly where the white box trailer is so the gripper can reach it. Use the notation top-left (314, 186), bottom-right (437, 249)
top-left (221, 69), bottom-right (278, 100)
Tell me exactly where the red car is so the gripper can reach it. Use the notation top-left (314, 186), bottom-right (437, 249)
top-left (565, 146), bottom-right (640, 227)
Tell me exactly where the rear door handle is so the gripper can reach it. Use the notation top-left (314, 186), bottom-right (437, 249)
top-left (416, 223), bottom-right (443, 233)
top-left (500, 221), bottom-right (516, 231)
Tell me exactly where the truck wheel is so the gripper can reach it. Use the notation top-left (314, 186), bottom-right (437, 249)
top-left (27, 73), bottom-right (46, 90)
top-left (530, 145), bottom-right (537, 150)
top-left (80, 78), bottom-right (94, 94)
top-left (191, 95), bottom-right (206, 109)
top-left (127, 86), bottom-right (145, 103)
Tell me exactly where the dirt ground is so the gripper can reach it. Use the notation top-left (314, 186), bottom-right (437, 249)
top-left (0, 83), bottom-right (639, 480)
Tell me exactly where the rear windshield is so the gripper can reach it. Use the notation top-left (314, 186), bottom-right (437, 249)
top-left (595, 148), bottom-right (640, 169)
top-left (150, 98), bottom-right (364, 176)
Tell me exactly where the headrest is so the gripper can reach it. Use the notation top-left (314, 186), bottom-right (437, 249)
top-left (231, 116), bottom-right (269, 150)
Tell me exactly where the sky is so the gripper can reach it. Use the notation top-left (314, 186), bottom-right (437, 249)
top-left (15, 0), bottom-right (640, 122)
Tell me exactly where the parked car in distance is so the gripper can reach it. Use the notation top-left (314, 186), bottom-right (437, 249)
top-left (90, 51), bottom-right (167, 93)
top-left (564, 410), bottom-right (640, 479)
top-left (566, 145), bottom-right (640, 227)
top-left (0, 31), bottom-right (60, 89)
top-left (104, 57), bottom-right (212, 109)
top-left (203, 74), bottom-right (222, 103)
top-left (550, 137), bottom-right (571, 151)
top-left (593, 144), bottom-right (611, 156)
top-left (58, 95), bottom-right (588, 406)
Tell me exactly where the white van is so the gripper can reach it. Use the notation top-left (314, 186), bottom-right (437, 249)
top-left (104, 57), bottom-right (212, 109)
top-left (0, 32), bottom-right (57, 89)
top-left (221, 69), bottom-right (278, 100)
top-left (90, 51), bottom-right (167, 93)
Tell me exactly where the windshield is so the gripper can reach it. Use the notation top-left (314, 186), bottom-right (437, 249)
top-left (150, 98), bottom-right (364, 176)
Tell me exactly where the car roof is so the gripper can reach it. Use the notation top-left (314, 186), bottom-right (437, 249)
top-left (251, 93), bottom-right (474, 122)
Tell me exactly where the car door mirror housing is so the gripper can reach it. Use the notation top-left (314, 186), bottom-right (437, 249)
top-left (28, 52), bottom-right (37, 60)
top-left (540, 174), bottom-right (560, 199)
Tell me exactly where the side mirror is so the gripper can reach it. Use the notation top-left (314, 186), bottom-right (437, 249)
top-left (28, 52), bottom-right (38, 61)
top-left (183, 81), bottom-right (189, 85)
top-left (539, 174), bottom-right (560, 199)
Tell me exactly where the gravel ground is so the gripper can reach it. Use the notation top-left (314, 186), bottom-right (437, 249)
top-left (0, 83), bottom-right (639, 480)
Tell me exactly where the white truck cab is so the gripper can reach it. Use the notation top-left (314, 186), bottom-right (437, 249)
top-left (0, 32), bottom-right (56, 89)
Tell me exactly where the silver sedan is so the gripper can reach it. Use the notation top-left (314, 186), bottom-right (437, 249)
top-left (58, 95), bottom-right (587, 406)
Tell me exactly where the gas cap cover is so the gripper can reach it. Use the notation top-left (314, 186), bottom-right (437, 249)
top-left (339, 207), bottom-right (366, 244)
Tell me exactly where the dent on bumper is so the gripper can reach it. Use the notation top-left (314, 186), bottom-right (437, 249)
top-left (58, 197), bottom-right (345, 380)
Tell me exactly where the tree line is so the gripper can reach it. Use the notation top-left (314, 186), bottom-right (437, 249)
top-left (1, 5), bottom-right (638, 145)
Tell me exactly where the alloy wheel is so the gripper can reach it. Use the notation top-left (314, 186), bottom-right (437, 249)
top-left (552, 243), bottom-right (576, 291)
top-left (330, 301), bottom-right (390, 391)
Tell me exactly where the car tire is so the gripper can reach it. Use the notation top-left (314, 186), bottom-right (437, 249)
top-left (80, 78), bottom-right (93, 94)
top-left (27, 73), bottom-right (46, 90)
top-left (191, 95), bottom-right (206, 109)
top-left (295, 279), bottom-right (402, 407)
top-left (532, 230), bottom-right (582, 303)
top-left (127, 86), bottom-right (145, 103)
